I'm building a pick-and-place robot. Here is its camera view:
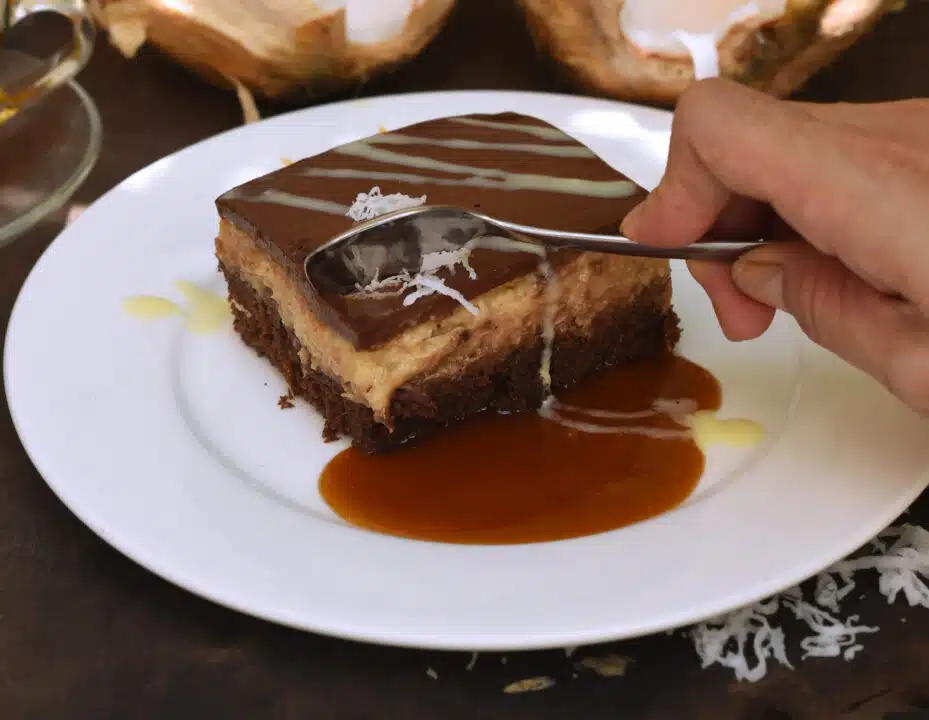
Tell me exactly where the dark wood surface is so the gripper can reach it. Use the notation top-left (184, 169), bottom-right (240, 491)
top-left (3, 2), bottom-right (929, 718)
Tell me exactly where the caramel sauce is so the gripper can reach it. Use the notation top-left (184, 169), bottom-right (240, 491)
top-left (319, 354), bottom-right (722, 545)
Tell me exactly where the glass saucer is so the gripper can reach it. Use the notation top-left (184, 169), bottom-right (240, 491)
top-left (0, 50), bottom-right (102, 247)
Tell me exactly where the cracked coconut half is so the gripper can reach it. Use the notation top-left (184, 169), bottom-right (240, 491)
top-left (518, 0), bottom-right (905, 105)
top-left (89, 0), bottom-right (456, 99)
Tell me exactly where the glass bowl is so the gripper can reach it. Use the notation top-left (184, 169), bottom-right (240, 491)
top-left (0, 51), bottom-right (102, 246)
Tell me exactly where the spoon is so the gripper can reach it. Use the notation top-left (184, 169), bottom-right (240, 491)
top-left (304, 204), bottom-right (770, 295)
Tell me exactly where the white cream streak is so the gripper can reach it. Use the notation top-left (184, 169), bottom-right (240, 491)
top-left (448, 116), bottom-right (572, 142)
top-left (402, 274), bottom-right (479, 314)
top-left (301, 166), bottom-right (620, 195)
top-left (335, 142), bottom-right (638, 198)
top-left (451, 235), bottom-right (558, 391)
top-left (537, 258), bottom-right (557, 393)
top-left (538, 396), bottom-right (695, 439)
top-left (550, 397), bottom-right (699, 420)
top-left (672, 31), bottom-right (721, 80)
top-left (224, 188), bottom-right (351, 216)
top-left (538, 409), bottom-right (691, 439)
top-left (468, 235), bottom-right (546, 257)
top-left (368, 132), bottom-right (596, 158)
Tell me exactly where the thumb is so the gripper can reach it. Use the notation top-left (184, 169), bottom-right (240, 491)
top-left (732, 243), bottom-right (929, 413)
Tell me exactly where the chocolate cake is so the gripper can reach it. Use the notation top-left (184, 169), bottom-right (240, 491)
top-left (215, 112), bottom-right (680, 454)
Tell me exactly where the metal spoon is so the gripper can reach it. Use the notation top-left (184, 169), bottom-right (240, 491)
top-left (304, 204), bottom-right (769, 295)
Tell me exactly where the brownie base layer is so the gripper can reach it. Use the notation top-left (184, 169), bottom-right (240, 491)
top-left (221, 262), bottom-right (681, 455)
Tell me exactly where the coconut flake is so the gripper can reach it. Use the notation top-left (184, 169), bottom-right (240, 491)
top-left (780, 587), bottom-right (878, 660)
top-left (351, 250), bottom-right (479, 316)
top-left (344, 185), bottom-right (482, 312)
top-left (691, 598), bottom-right (791, 683)
top-left (420, 247), bottom-right (477, 279)
top-left (465, 651), bottom-right (479, 671)
top-left (229, 76), bottom-right (261, 125)
top-left (402, 274), bottom-right (479, 315)
top-left (345, 191), bottom-right (480, 317)
top-left (825, 524), bottom-right (929, 608)
top-left (346, 185), bottom-right (426, 222)
top-left (692, 523), bottom-right (929, 682)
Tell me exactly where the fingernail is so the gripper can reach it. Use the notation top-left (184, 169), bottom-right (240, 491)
top-left (732, 253), bottom-right (785, 309)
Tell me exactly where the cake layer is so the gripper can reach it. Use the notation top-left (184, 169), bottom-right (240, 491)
top-left (216, 218), bottom-right (676, 426)
top-left (219, 250), bottom-right (679, 454)
top-left (215, 111), bottom-right (648, 349)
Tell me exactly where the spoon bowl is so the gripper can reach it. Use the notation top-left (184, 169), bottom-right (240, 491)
top-left (304, 204), bottom-right (768, 296)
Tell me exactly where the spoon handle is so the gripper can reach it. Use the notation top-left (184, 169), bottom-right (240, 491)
top-left (488, 216), bottom-right (768, 262)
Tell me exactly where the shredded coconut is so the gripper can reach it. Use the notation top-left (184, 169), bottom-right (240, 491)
top-left (351, 270), bottom-right (406, 299)
top-left (781, 587), bottom-right (877, 661)
top-left (465, 651), bottom-right (479, 671)
top-left (346, 188), bottom-right (483, 316)
top-left (826, 524), bottom-right (929, 607)
top-left (691, 523), bottom-right (929, 682)
top-left (419, 247), bottom-right (476, 279)
top-left (346, 185), bottom-right (426, 222)
top-left (691, 598), bottom-right (792, 683)
top-left (402, 273), bottom-right (479, 314)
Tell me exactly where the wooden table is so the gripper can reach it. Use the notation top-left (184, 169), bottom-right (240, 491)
top-left (3, 2), bottom-right (929, 718)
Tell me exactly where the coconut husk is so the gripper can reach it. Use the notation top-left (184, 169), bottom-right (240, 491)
top-left (517, 0), bottom-right (905, 106)
top-left (89, 0), bottom-right (456, 99)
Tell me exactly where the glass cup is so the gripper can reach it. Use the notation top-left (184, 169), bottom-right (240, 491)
top-left (0, 0), bottom-right (101, 245)
top-left (1, 0), bottom-right (95, 122)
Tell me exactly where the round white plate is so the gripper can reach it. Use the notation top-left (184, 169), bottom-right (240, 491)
top-left (6, 91), bottom-right (929, 651)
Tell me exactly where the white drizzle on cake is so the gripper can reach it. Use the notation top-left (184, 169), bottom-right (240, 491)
top-left (334, 141), bottom-right (638, 198)
top-left (447, 116), bottom-right (570, 141)
top-left (222, 187), bottom-right (352, 216)
top-left (218, 117), bottom-right (638, 218)
top-left (368, 132), bottom-right (598, 158)
top-left (463, 235), bottom-right (558, 394)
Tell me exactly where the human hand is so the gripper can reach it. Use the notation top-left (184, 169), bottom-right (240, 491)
top-left (621, 78), bottom-right (929, 414)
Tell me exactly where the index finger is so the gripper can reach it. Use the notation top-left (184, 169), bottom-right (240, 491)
top-left (621, 79), bottom-right (927, 307)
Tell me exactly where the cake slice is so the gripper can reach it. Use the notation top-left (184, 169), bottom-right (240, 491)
top-left (215, 111), bottom-right (680, 454)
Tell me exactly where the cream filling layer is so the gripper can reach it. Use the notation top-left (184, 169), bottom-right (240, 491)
top-left (216, 220), bottom-right (671, 422)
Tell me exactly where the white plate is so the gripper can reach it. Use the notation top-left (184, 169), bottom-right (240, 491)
top-left (6, 91), bottom-right (929, 651)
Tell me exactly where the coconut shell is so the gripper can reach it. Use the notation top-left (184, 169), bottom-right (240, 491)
top-left (517, 0), bottom-right (905, 106)
top-left (89, 0), bottom-right (456, 99)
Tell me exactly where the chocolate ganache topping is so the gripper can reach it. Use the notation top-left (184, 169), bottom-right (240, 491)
top-left (216, 112), bottom-right (648, 350)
